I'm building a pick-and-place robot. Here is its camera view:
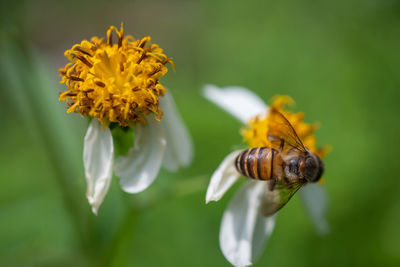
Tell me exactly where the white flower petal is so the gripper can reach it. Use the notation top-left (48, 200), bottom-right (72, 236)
top-left (300, 183), bottom-right (330, 234)
top-left (220, 181), bottom-right (276, 267)
top-left (83, 119), bottom-right (114, 215)
top-left (114, 118), bottom-right (166, 194)
top-left (206, 150), bottom-right (241, 203)
top-left (159, 92), bottom-right (193, 171)
top-left (203, 84), bottom-right (268, 124)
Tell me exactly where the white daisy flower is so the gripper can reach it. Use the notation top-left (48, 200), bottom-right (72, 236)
top-left (59, 25), bottom-right (193, 214)
top-left (203, 84), bottom-right (329, 266)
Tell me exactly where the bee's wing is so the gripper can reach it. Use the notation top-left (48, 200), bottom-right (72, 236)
top-left (260, 180), bottom-right (305, 216)
top-left (267, 107), bottom-right (306, 153)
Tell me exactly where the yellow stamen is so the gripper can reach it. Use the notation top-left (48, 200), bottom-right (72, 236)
top-left (242, 95), bottom-right (329, 158)
top-left (58, 23), bottom-right (173, 127)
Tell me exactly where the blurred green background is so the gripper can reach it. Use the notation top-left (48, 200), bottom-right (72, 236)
top-left (1, 0), bottom-right (400, 266)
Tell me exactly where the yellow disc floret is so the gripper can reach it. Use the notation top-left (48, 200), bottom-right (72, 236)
top-left (59, 24), bottom-right (173, 127)
top-left (242, 95), bottom-right (328, 158)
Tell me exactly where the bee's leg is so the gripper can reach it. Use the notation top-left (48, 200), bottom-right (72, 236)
top-left (268, 179), bottom-right (276, 191)
top-left (279, 139), bottom-right (284, 151)
top-left (283, 176), bottom-right (290, 185)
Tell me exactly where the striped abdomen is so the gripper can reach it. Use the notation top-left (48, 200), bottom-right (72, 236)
top-left (235, 147), bottom-right (276, 180)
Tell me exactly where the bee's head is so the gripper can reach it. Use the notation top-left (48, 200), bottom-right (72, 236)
top-left (304, 153), bottom-right (324, 183)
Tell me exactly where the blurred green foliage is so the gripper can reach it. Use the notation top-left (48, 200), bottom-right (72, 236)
top-left (1, 0), bottom-right (400, 266)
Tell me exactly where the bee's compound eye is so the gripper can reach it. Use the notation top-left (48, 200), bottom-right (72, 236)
top-left (305, 157), bottom-right (315, 169)
top-left (314, 156), bottom-right (324, 182)
top-left (305, 156), bottom-right (317, 182)
top-left (288, 158), bottom-right (300, 175)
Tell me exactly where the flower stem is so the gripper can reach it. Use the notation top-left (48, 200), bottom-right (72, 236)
top-left (101, 205), bottom-right (138, 267)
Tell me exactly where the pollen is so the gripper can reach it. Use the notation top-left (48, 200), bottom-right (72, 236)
top-left (242, 95), bottom-right (329, 158)
top-left (58, 24), bottom-right (173, 127)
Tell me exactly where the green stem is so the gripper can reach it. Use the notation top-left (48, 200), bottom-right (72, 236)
top-left (101, 205), bottom-right (138, 267)
top-left (101, 175), bottom-right (207, 265)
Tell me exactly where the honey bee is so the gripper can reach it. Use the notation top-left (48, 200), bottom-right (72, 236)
top-left (235, 107), bottom-right (324, 216)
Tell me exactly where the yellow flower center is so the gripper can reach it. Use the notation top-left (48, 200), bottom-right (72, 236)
top-left (58, 24), bottom-right (173, 127)
top-left (242, 95), bottom-right (328, 158)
